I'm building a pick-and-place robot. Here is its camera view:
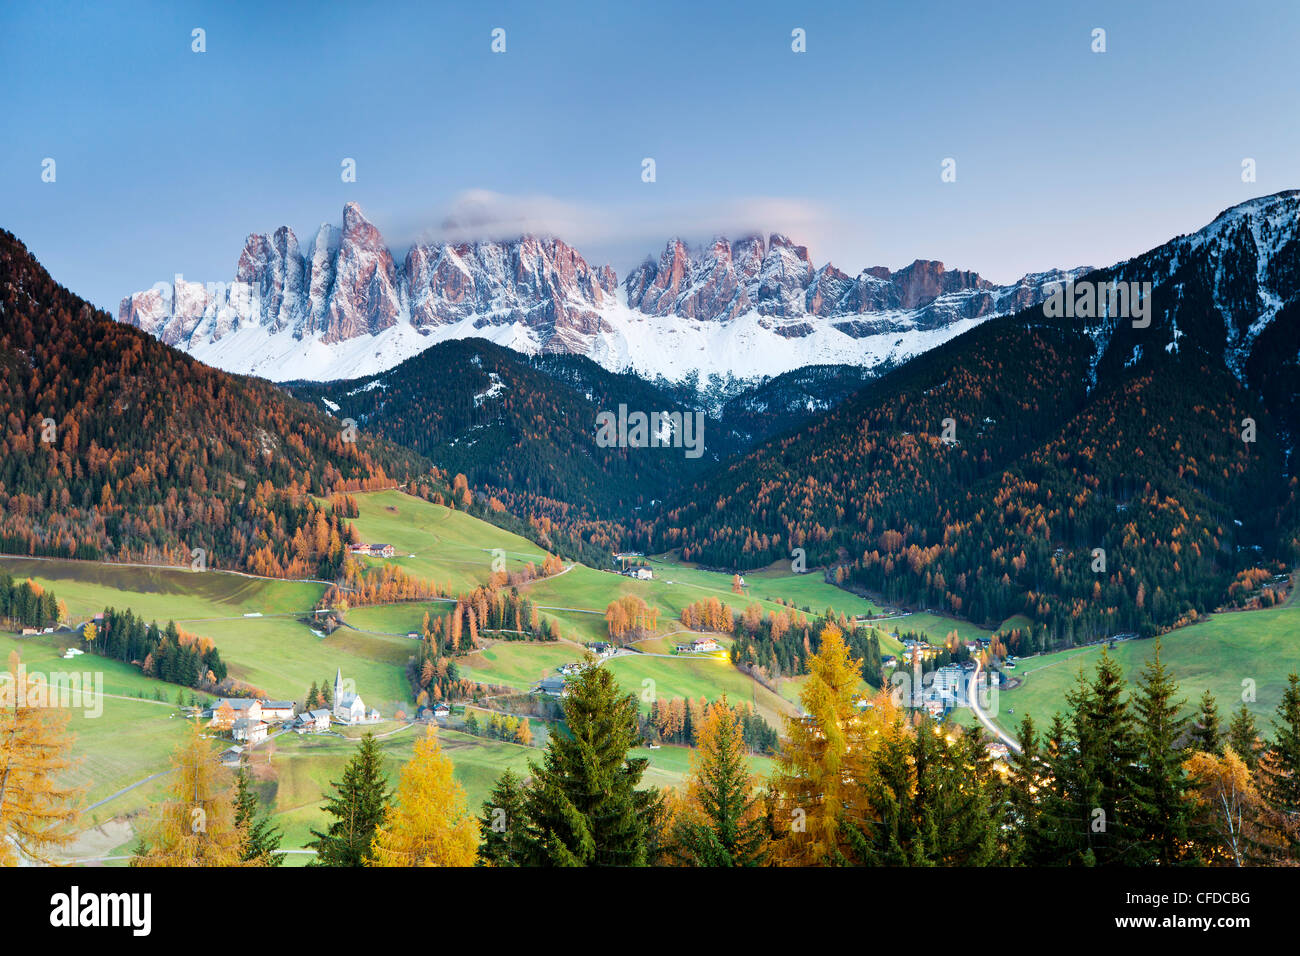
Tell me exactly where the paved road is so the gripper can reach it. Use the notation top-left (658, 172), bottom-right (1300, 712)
top-left (969, 659), bottom-right (1020, 753)
top-left (86, 768), bottom-right (177, 811)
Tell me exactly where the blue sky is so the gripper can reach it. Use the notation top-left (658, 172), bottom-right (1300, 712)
top-left (2, 0), bottom-right (1298, 311)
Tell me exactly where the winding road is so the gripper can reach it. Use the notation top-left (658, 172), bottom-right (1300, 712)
top-left (969, 659), bottom-right (1020, 753)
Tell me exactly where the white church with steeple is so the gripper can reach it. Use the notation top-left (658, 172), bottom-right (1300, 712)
top-left (333, 668), bottom-right (380, 725)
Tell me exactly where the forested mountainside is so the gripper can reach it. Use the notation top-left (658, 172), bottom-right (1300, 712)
top-left (288, 340), bottom-right (722, 540)
top-left (715, 363), bottom-right (880, 445)
top-left (290, 343), bottom-right (886, 538)
top-left (0, 228), bottom-right (438, 576)
top-left (652, 192), bottom-right (1300, 650)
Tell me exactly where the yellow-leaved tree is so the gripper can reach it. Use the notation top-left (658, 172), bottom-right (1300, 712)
top-left (370, 726), bottom-right (477, 866)
top-left (1185, 747), bottom-right (1263, 867)
top-left (132, 721), bottom-right (249, 867)
top-left (0, 651), bottom-right (80, 865)
top-left (769, 626), bottom-right (894, 865)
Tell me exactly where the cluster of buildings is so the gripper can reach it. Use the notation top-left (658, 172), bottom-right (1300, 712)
top-left (206, 669), bottom-right (380, 749)
top-left (349, 542), bottom-right (397, 558)
top-left (539, 643), bottom-right (622, 697)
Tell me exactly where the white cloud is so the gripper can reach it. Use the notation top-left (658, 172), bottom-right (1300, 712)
top-left (386, 189), bottom-right (841, 272)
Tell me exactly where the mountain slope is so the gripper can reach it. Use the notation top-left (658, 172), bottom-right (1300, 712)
top-left (0, 228), bottom-right (437, 576)
top-left (654, 191), bottom-right (1300, 649)
top-left (288, 339), bottom-right (726, 533)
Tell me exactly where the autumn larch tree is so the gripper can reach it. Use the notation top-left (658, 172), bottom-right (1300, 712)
top-left (0, 650), bottom-right (80, 865)
top-left (768, 625), bottom-right (879, 865)
top-left (132, 721), bottom-right (248, 867)
top-left (371, 726), bottom-right (477, 866)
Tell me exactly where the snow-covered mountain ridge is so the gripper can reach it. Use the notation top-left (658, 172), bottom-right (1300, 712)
top-left (118, 200), bottom-right (1102, 384)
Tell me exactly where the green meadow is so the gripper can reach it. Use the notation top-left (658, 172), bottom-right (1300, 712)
top-left (348, 490), bottom-right (551, 591)
top-left (1, 487), bottom-right (1088, 866)
top-left (996, 598), bottom-right (1300, 736)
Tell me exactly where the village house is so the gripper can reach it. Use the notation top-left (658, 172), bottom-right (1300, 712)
top-left (432, 702), bottom-right (451, 720)
top-left (260, 700), bottom-right (296, 722)
top-left (296, 708), bottom-right (332, 734)
top-left (231, 717), bottom-right (268, 745)
top-left (348, 543), bottom-right (397, 558)
top-left (633, 567), bottom-right (653, 581)
top-left (692, 637), bottom-right (721, 653)
top-left (208, 698), bottom-right (262, 728)
top-left (590, 642), bottom-right (615, 658)
top-left (928, 665), bottom-right (965, 707)
top-left (537, 676), bottom-right (568, 697)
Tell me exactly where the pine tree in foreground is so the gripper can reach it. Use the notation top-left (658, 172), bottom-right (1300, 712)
top-left (1067, 650), bottom-right (1142, 865)
top-left (1005, 715), bottom-right (1041, 866)
top-left (1227, 703), bottom-right (1262, 771)
top-left (1190, 690), bottom-right (1223, 754)
top-left (371, 726), bottom-right (477, 866)
top-left (0, 650), bottom-right (80, 865)
top-left (307, 732), bottom-right (391, 866)
top-left (1255, 672), bottom-right (1300, 863)
top-left (520, 663), bottom-right (659, 866)
top-left (476, 769), bottom-right (530, 866)
top-left (669, 695), bottom-right (767, 866)
top-left (132, 721), bottom-right (248, 867)
top-left (1130, 641), bottom-right (1195, 865)
top-left (233, 767), bottom-right (283, 866)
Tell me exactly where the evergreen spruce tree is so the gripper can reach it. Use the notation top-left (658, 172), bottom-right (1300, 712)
top-left (476, 770), bottom-right (530, 866)
top-left (1189, 690), bottom-right (1222, 754)
top-left (233, 767), bottom-right (283, 866)
top-left (519, 664), bottom-right (659, 866)
top-left (911, 722), bottom-right (998, 865)
top-left (1006, 715), bottom-right (1041, 865)
top-left (1068, 651), bottom-right (1141, 865)
top-left (669, 696), bottom-right (767, 866)
top-left (1227, 702), bottom-right (1262, 771)
top-left (307, 733), bottom-right (390, 866)
top-left (843, 722), bottom-right (914, 866)
top-left (1032, 711), bottom-right (1095, 866)
top-left (1130, 641), bottom-right (1195, 864)
top-left (1257, 672), bottom-right (1300, 862)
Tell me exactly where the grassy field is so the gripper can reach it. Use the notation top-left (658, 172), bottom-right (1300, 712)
top-left (996, 598), bottom-right (1300, 736)
top-left (1, 488), bottom-right (1032, 866)
top-left (0, 556), bottom-right (324, 621)
top-left (347, 490), bottom-right (552, 592)
top-left (458, 640), bottom-right (581, 691)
